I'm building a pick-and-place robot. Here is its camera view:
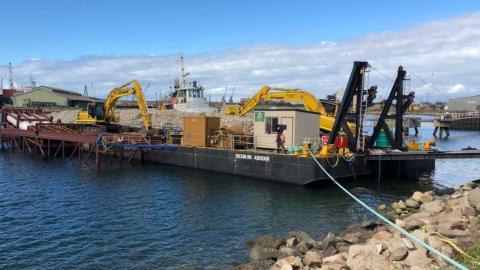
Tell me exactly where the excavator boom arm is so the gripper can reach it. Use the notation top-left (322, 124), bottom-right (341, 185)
top-left (103, 80), bottom-right (152, 130)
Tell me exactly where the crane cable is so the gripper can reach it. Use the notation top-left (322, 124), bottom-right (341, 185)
top-left (308, 150), bottom-right (469, 270)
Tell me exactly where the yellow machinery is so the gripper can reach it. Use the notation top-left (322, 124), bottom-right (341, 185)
top-left (224, 86), bottom-right (339, 132)
top-left (77, 80), bottom-right (152, 130)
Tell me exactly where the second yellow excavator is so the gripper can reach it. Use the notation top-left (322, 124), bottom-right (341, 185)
top-left (224, 86), bottom-right (339, 132)
top-left (76, 80), bottom-right (152, 130)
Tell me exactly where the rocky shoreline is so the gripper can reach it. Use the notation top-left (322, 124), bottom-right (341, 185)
top-left (231, 182), bottom-right (480, 270)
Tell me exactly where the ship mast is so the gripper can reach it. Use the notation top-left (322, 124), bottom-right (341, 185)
top-left (180, 55), bottom-right (190, 88)
top-left (8, 62), bottom-right (14, 89)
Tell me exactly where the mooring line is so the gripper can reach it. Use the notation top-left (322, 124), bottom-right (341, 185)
top-left (308, 151), bottom-right (469, 270)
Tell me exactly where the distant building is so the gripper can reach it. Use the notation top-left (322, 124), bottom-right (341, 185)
top-left (447, 95), bottom-right (480, 112)
top-left (12, 86), bottom-right (103, 108)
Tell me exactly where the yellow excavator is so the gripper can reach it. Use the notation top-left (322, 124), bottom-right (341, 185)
top-left (76, 80), bottom-right (152, 130)
top-left (224, 86), bottom-right (339, 132)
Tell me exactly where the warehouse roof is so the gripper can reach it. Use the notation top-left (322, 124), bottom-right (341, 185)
top-left (16, 86), bottom-right (104, 102)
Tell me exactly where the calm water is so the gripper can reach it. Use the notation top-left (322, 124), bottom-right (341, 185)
top-left (1, 121), bottom-right (479, 269)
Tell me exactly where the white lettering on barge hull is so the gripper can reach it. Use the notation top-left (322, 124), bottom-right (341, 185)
top-left (235, 153), bottom-right (270, 162)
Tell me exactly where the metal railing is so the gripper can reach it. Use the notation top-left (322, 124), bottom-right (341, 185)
top-left (440, 111), bottom-right (480, 120)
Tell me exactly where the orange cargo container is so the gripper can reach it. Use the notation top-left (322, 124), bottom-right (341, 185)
top-left (183, 115), bottom-right (220, 147)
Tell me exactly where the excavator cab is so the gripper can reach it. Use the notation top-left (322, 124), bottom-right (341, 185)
top-left (77, 102), bottom-right (106, 123)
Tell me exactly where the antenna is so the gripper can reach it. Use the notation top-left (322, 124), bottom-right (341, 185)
top-left (83, 85), bottom-right (89, 96)
top-left (29, 74), bottom-right (36, 88)
top-left (8, 62), bottom-right (14, 89)
top-left (229, 87), bottom-right (235, 103)
top-left (222, 86), bottom-right (227, 104)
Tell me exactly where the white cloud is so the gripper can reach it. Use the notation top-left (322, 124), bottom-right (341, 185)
top-left (6, 12), bottom-right (480, 102)
top-left (448, 83), bottom-right (465, 94)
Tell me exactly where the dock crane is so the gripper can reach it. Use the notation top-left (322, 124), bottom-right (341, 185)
top-left (224, 86), bottom-right (340, 132)
top-left (76, 80), bottom-right (152, 130)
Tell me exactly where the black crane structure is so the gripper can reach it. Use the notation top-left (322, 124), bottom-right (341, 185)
top-left (328, 61), bottom-right (414, 152)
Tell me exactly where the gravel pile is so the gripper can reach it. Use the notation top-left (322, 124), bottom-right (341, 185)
top-left (48, 108), bottom-right (254, 134)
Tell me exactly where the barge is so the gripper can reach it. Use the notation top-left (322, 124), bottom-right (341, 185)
top-left (2, 61), bottom-right (480, 185)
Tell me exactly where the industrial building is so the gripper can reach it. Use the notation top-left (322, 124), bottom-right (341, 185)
top-left (12, 86), bottom-right (102, 108)
top-left (447, 95), bottom-right (480, 112)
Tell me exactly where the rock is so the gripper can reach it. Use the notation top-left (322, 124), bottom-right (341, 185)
top-left (346, 244), bottom-right (396, 270)
top-left (273, 256), bottom-right (303, 270)
top-left (461, 205), bottom-right (476, 216)
top-left (375, 243), bottom-right (384, 255)
top-left (278, 247), bottom-right (302, 259)
top-left (270, 259), bottom-right (293, 270)
top-left (449, 219), bottom-right (468, 230)
top-left (467, 188), bottom-right (480, 211)
top-left (286, 237), bottom-right (298, 248)
top-left (421, 200), bottom-right (446, 214)
top-left (385, 238), bottom-right (408, 261)
top-left (410, 230), bottom-right (428, 250)
top-left (412, 191), bottom-right (423, 202)
top-left (296, 241), bottom-right (314, 254)
top-left (405, 199), bottom-right (420, 209)
top-left (450, 192), bottom-right (463, 199)
top-left (320, 245), bottom-right (338, 258)
top-left (404, 219), bottom-right (425, 231)
top-left (395, 219), bottom-right (406, 228)
top-left (420, 193), bottom-right (434, 203)
top-left (232, 259), bottom-right (275, 270)
top-left (371, 231), bottom-right (392, 243)
top-left (322, 254), bottom-right (346, 265)
top-left (397, 200), bottom-right (407, 209)
top-left (426, 235), bottom-right (444, 251)
top-left (377, 204), bottom-right (386, 211)
top-left (403, 249), bottom-right (433, 268)
top-left (360, 220), bottom-right (378, 229)
top-left (288, 231), bottom-right (316, 246)
top-left (250, 244), bottom-right (279, 261)
top-left (247, 236), bottom-right (283, 249)
top-left (401, 238), bottom-right (415, 250)
top-left (391, 202), bottom-right (400, 210)
top-left (463, 182), bottom-right (473, 191)
top-left (303, 251), bottom-right (323, 267)
top-left (342, 232), bottom-right (361, 244)
top-left (321, 233), bottom-right (337, 250)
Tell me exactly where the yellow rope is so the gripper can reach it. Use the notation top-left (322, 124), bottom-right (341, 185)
top-left (432, 232), bottom-right (480, 266)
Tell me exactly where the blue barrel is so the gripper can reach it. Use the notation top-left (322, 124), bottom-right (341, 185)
top-left (374, 130), bottom-right (391, 148)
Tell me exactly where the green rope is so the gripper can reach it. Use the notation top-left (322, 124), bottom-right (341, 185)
top-left (308, 151), bottom-right (469, 270)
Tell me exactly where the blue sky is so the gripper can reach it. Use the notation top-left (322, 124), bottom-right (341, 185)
top-left (2, 1), bottom-right (479, 101)
top-left (2, 0), bottom-right (479, 64)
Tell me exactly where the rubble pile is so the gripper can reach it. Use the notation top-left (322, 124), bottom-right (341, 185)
top-left (48, 108), bottom-right (254, 134)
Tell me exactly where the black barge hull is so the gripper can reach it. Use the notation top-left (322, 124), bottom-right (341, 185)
top-left (139, 146), bottom-right (435, 185)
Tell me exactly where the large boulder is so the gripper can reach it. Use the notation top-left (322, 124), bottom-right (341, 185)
top-left (412, 191), bottom-right (423, 202)
top-left (278, 247), bottom-right (302, 259)
top-left (405, 199), bottom-right (420, 209)
top-left (421, 200), bottom-right (446, 214)
top-left (403, 249), bottom-right (433, 268)
top-left (271, 256), bottom-right (303, 270)
top-left (321, 233), bottom-right (337, 250)
top-left (287, 231), bottom-right (316, 246)
top-left (386, 238), bottom-right (408, 261)
top-left (296, 241), bottom-right (314, 254)
top-left (303, 251), bottom-right (323, 267)
top-left (250, 244), bottom-right (279, 261)
top-left (346, 244), bottom-right (397, 270)
top-left (467, 188), bottom-right (480, 212)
